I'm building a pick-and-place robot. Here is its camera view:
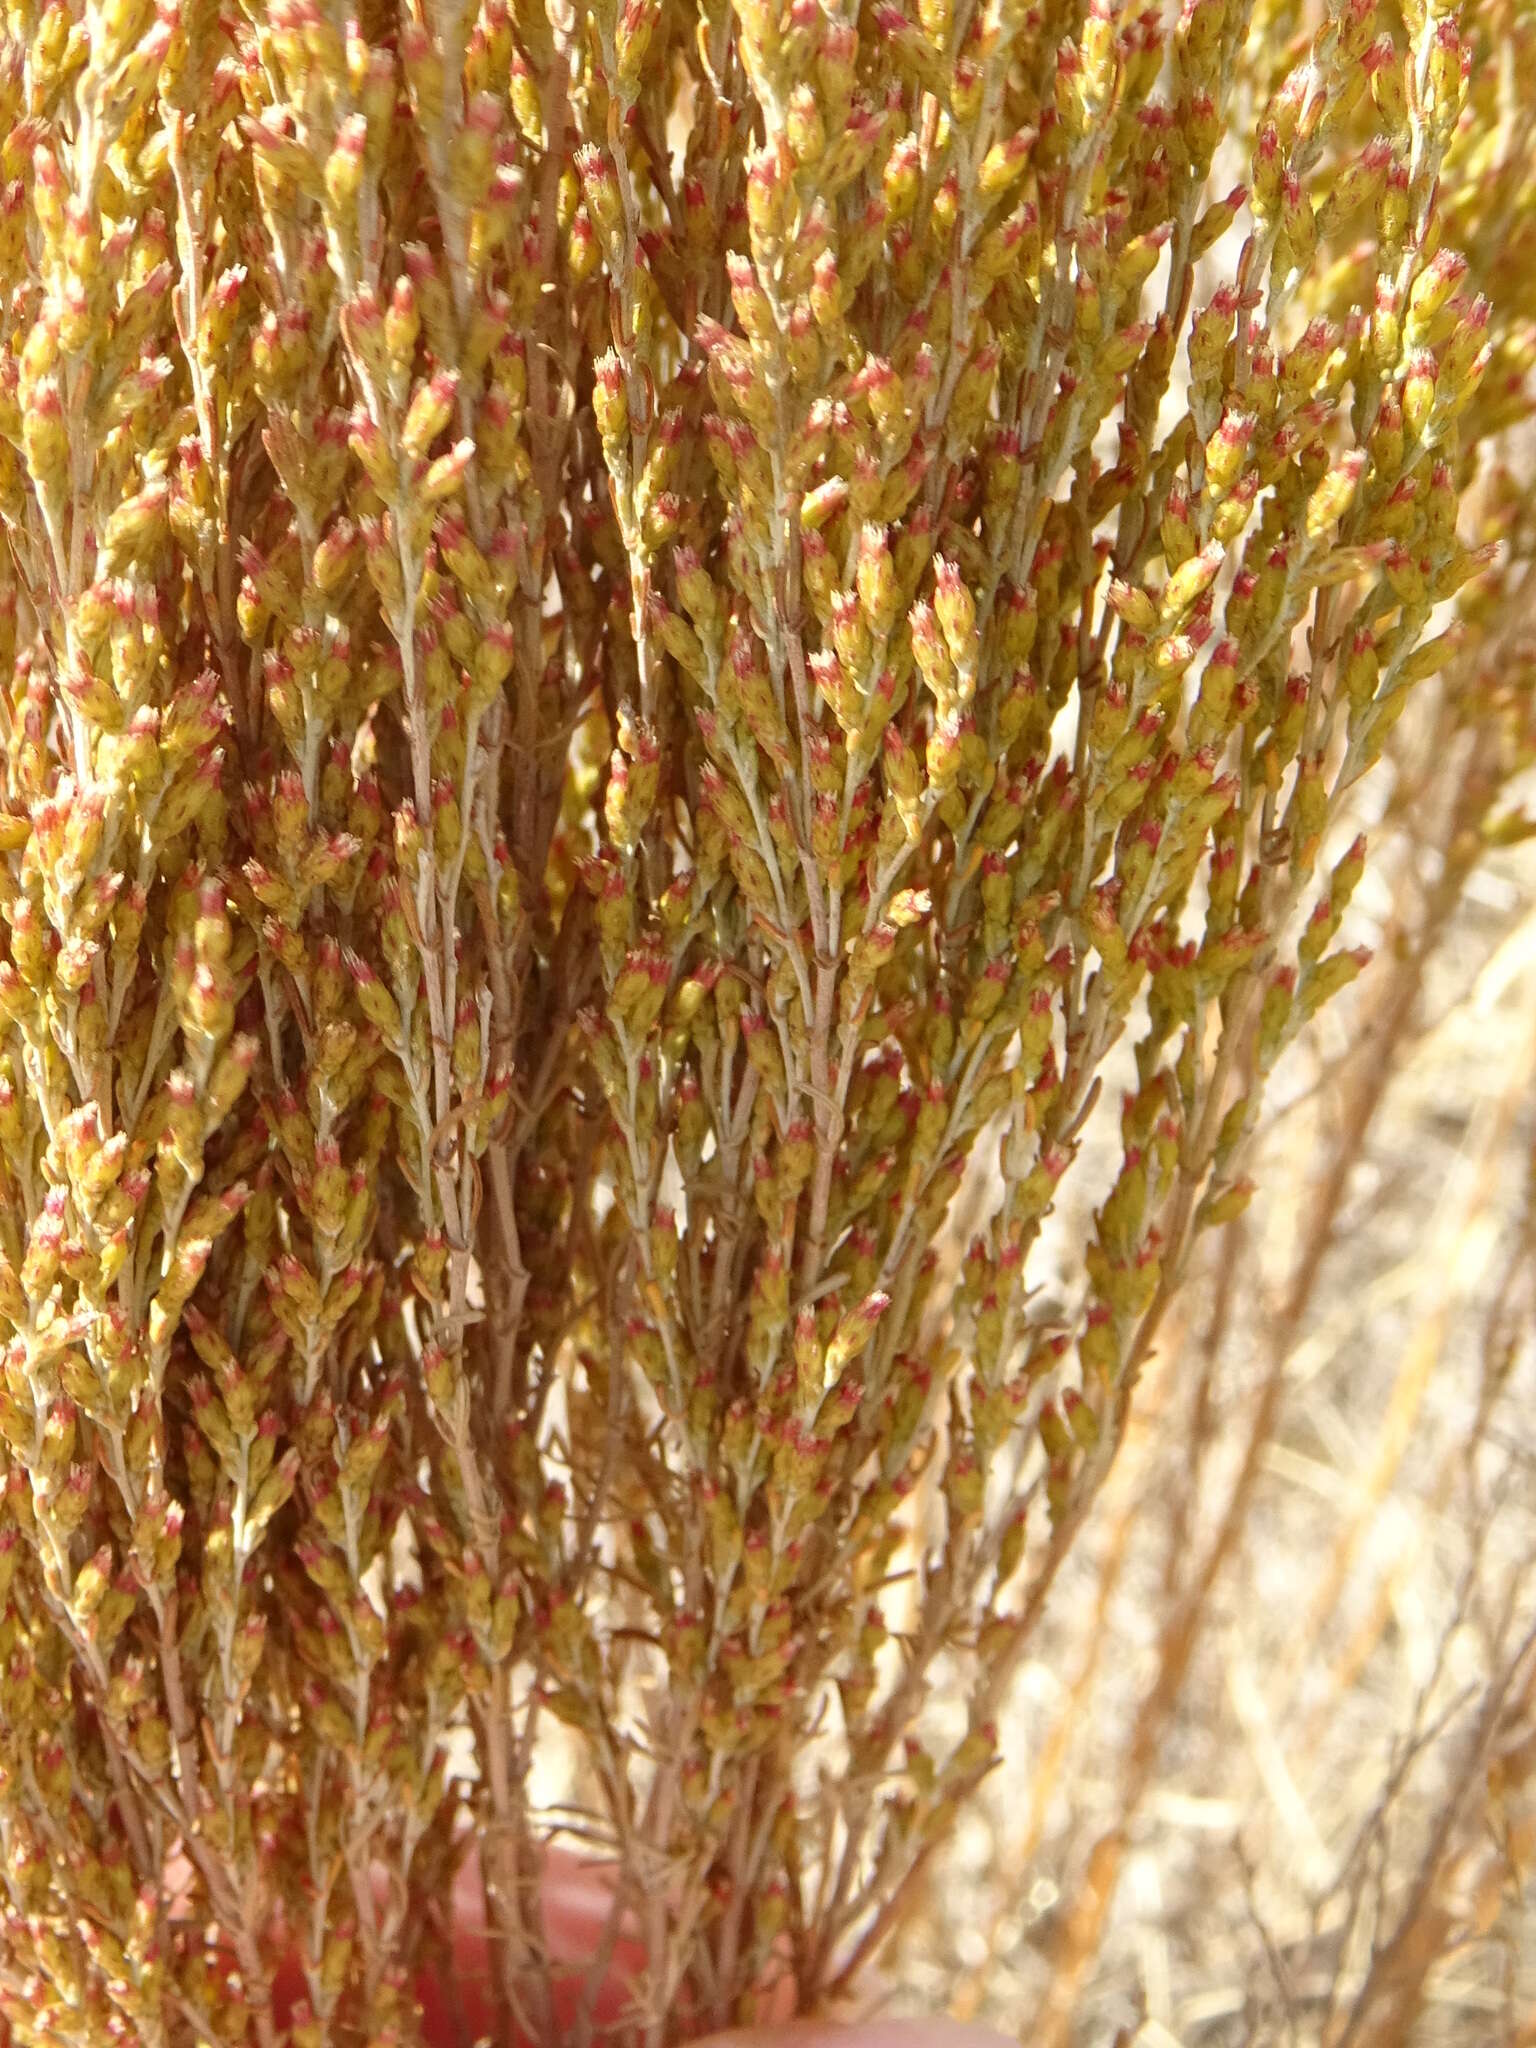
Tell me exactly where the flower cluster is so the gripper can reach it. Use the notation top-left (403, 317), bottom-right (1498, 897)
top-left (0, 0), bottom-right (1531, 2042)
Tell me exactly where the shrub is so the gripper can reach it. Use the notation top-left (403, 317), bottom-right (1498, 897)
top-left (0, 0), bottom-right (1529, 2042)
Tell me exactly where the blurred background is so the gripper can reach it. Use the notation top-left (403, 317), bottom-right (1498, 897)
top-left (892, 647), bottom-right (1536, 2044)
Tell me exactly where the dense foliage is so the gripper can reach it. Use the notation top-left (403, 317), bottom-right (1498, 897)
top-left (0, 0), bottom-right (1531, 2041)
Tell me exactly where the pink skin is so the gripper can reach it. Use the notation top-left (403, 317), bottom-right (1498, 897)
top-left (253, 1848), bottom-right (660, 2040)
top-left (140, 1849), bottom-right (1013, 2048)
top-left (397, 1847), bottom-right (678, 2042)
top-left (394, 1848), bottom-right (803, 2043)
top-left (404, 1854), bottom-right (1012, 2048)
